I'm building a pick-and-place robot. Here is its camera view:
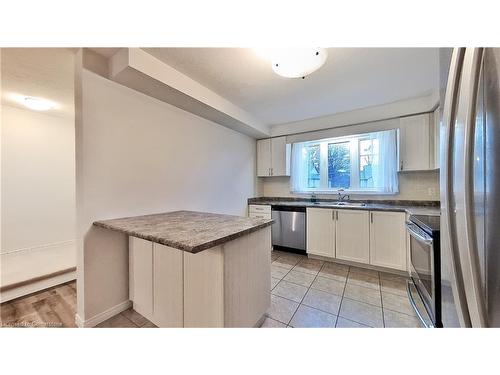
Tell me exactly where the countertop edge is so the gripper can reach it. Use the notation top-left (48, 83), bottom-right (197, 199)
top-left (93, 219), bottom-right (273, 253)
top-left (247, 199), bottom-right (440, 216)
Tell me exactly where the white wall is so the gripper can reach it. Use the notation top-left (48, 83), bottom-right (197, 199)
top-left (270, 93), bottom-right (439, 137)
top-left (1, 105), bottom-right (76, 285)
top-left (76, 69), bottom-right (257, 320)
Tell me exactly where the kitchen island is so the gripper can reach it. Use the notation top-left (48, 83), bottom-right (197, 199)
top-left (92, 211), bottom-right (273, 328)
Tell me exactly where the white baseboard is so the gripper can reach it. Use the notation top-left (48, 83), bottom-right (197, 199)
top-left (0, 271), bottom-right (76, 303)
top-left (75, 300), bottom-right (132, 328)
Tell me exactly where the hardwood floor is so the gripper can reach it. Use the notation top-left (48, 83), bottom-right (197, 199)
top-left (1, 281), bottom-right (77, 327)
top-left (0, 281), bottom-right (157, 328)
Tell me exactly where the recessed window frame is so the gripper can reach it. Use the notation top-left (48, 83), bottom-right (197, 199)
top-left (294, 131), bottom-right (395, 194)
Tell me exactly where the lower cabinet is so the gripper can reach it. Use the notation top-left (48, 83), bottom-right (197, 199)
top-left (369, 211), bottom-right (407, 271)
top-left (129, 227), bottom-right (272, 327)
top-left (306, 208), bottom-right (407, 272)
top-left (306, 208), bottom-right (335, 258)
top-left (335, 210), bottom-right (370, 264)
top-left (129, 238), bottom-right (183, 327)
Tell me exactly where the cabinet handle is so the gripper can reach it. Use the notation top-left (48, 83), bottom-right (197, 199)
top-left (336, 211), bottom-right (338, 220)
top-left (271, 168), bottom-right (273, 176)
top-left (400, 160), bottom-right (404, 171)
top-left (370, 212), bottom-right (373, 223)
top-left (332, 211), bottom-right (335, 220)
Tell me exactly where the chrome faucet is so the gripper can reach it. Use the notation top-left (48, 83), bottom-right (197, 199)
top-left (337, 189), bottom-right (350, 202)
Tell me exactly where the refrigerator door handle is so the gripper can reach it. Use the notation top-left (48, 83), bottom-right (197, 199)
top-left (459, 48), bottom-right (488, 327)
top-left (441, 48), bottom-right (471, 327)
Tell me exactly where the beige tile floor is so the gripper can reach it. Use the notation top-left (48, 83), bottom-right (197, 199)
top-left (263, 250), bottom-right (422, 328)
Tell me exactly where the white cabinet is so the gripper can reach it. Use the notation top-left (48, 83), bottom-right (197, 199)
top-left (129, 227), bottom-right (270, 327)
top-left (306, 207), bottom-right (335, 258)
top-left (248, 204), bottom-right (271, 219)
top-left (257, 136), bottom-right (290, 177)
top-left (305, 207), bottom-right (407, 272)
top-left (153, 243), bottom-right (183, 327)
top-left (431, 107), bottom-right (440, 169)
top-left (335, 210), bottom-right (370, 264)
top-left (271, 137), bottom-right (290, 176)
top-left (129, 238), bottom-right (184, 326)
top-left (257, 138), bottom-right (271, 177)
top-left (399, 113), bottom-right (432, 171)
top-left (369, 211), bottom-right (407, 271)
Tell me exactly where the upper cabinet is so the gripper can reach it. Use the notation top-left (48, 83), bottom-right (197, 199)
top-left (257, 136), bottom-right (291, 177)
top-left (257, 139), bottom-right (272, 176)
top-left (431, 107), bottom-right (440, 169)
top-left (398, 113), bottom-right (432, 171)
top-left (398, 112), bottom-right (440, 171)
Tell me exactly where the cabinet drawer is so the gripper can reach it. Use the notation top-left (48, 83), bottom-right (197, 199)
top-left (249, 204), bottom-right (271, 214)
top-left (249, 212), bottom-right (271, 220)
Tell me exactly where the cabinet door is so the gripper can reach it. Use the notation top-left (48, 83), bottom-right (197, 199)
top-left (399, 113), bottom-right (431, 171)
top-left (129, 237), bottom-right (154, 321)
top-left (257, 138), bottom-right (271, 177)
top-left (369, 211), bottom-right (407, 271)
top-left (270, 136), bottom-right (290, 176)
top-left (153, 243), bottom-right (184, 327)
top-left (336, 210), bottom-right (370, 264)
top-left (306, 208), bottom-right (335, 258)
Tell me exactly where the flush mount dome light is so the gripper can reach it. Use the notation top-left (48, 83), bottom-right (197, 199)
top-left (256, 48), bottom-right (328, 78)
top-left (22, 96), bottom-right (55, 111)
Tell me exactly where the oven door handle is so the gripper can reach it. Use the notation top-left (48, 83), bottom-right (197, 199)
top-left (407, 281), bottom-right (435, 328)
top-left (405, 222), bottom-right (433, 245)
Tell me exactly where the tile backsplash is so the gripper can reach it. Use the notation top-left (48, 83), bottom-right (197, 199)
top-left (257, 170), bottom-right (440, 201)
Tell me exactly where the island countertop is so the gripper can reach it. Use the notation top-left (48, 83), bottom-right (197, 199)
top-left (93, 210), bottom-right (273, 253)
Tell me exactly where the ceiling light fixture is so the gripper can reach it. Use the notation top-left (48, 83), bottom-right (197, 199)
top-left (255, 48), bottom-right (328, 79)
top-left (22, 96), bottom-right (55, 111)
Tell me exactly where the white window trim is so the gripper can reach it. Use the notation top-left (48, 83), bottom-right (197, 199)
top-left (293, 132), bottom-right (398, 195)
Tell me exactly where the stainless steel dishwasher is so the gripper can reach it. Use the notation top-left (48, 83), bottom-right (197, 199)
top-left (271, 205), bottom-right (306, 252)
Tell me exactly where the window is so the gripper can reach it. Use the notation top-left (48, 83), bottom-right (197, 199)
top-left (306, 144), bottom-right (320, 188)
top-left (290, 129), bottom-right (398, 194)
top-left (328, 141), bottom-right (350, 189)
top-left (359, 138), bottom-right (379, 189)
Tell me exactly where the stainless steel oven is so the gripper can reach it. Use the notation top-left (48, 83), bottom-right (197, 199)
top-left (406, 215), bottom-right (442, 328)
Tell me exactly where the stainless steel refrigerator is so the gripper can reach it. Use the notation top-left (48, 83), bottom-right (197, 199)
top-left (440, 48), bottom-right (500, 327)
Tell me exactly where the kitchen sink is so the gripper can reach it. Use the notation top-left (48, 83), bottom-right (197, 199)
top-left (310, 201), bottom-right (367, 207)
top-left (334, 202), bottom-right (367, 207)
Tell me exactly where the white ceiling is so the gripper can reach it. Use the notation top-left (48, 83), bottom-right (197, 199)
top-left (144, 48), bottom-right (440, 125)
top-left (1, 48), bottom-right (75, 118)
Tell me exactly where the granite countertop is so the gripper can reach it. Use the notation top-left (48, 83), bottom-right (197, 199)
top-left (94, 210), bottom-right (273, 253)
top-left (248, 197), bottom-right (440, 216)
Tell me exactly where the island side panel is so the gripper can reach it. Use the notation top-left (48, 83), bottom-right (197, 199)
top-left (183, 247), bottom-right (224, 327)
top-left (129, 237), bottom-right (154, 322)
top-left (80, 226), bottom-right (130, 326)
top-left (223, 226), bottom-right (271, 327)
